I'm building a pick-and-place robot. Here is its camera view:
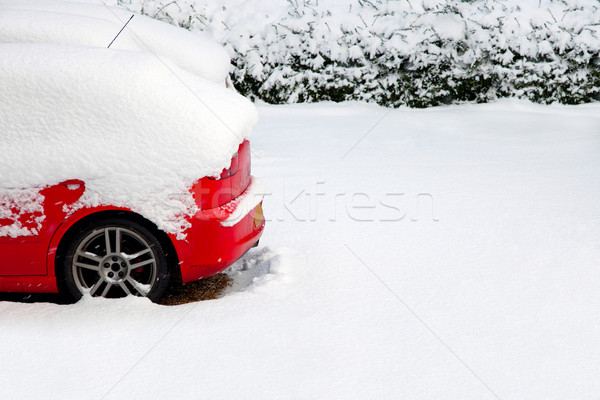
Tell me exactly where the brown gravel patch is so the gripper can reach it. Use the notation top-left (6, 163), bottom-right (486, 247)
top-left (157, 273), bottom-right (232, 306)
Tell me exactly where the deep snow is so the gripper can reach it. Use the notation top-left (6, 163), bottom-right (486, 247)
top-left (1, 101), bottom-right (599, 399)
top-left (0, 42), bottom-right (256, 237)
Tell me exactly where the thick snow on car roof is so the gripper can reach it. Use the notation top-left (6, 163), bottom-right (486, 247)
top-left (0, 0), bottom-right (230, 84)
top-left (0, 40), bottom-right (257, 237)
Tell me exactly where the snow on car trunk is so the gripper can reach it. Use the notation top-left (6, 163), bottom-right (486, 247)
top-left (0, 43), bottom-right (257, 236)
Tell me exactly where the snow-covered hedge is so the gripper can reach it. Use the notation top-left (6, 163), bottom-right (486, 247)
top-left (111, 0), bottom-right (600, 107)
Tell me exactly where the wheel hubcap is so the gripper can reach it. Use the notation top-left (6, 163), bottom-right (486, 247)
top-left (71, 226), bottom-right (157, 298)
top-left (100, 254), bottom-right (130, 284)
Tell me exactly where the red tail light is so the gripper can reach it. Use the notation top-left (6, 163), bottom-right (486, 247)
top-left (192, 141), bottom-right (250, 210)
top-left (209, 152), bottom-right (238, 180)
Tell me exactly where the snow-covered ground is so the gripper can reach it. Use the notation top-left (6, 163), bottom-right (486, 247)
top-left (1, 100), bottom-right (599, 399)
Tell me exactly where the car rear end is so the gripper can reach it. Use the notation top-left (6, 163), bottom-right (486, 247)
top-left (172, 140), bottom-right (265, 283)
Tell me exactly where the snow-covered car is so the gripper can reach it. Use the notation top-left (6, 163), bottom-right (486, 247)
top-left (0, 2), bottom-right (264, 301)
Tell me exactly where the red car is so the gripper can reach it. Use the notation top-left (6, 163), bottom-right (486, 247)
top-left (0, 139), bottom-right (264, 302)
top-left (0, 7), bottom-right (264, 302)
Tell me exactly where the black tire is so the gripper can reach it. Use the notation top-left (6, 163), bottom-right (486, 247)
top-left (58, 218), bottom-right (171, 303)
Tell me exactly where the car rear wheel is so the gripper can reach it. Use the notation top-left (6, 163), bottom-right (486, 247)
top-left (60, 219), bottom-right (170, 302)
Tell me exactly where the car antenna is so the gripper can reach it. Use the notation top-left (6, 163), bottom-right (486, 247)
top-left (107, 14), bottom-right (134, 48)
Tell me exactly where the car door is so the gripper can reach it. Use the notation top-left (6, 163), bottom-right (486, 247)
top-left (0, 190), bottom-right (47, 275)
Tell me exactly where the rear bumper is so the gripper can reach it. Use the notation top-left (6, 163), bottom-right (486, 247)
top-left (173, 178), bottom-right (265, 283)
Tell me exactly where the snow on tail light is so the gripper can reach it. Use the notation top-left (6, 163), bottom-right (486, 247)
top-left (191, 151), bottom-right (238, 209)
top-left (209, 152), bottom-right (239, 180)
top-left (191, 140), bottom-right (251, 210)
top-left (220, 178), bottom-right (265, 227)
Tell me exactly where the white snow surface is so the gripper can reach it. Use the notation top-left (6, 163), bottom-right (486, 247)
top-left (0, 41), bottom-right (256, 236)
top-left (2, 100), bottom-right (599, 399)
top-left (0, 0), bottom-right (231, 84)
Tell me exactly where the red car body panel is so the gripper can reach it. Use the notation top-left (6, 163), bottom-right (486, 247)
top-left (0, 140), bottom-right (264, 294)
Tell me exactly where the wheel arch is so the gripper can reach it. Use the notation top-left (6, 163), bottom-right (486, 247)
top-left (50, 208), bottom-right (181, 285)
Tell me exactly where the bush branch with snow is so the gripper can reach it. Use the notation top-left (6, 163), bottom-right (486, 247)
top-left (109, 0), bottom-right (600, 107)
